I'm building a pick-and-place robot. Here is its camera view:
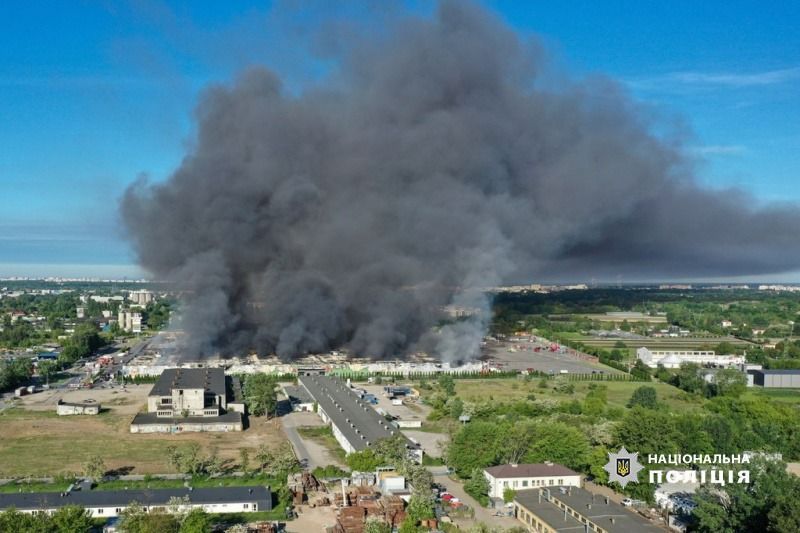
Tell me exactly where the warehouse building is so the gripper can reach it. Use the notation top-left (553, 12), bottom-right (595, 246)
top-left (0, 486), bottom-right (271, 518)
top-left (513, 486), bottom-right (661, 532)
top-left (751, 369), bottom-right (800, 388)
top-left (636, 347), bottom-right (745, 369)
top-left (298, 375), bottom-right (423, 463)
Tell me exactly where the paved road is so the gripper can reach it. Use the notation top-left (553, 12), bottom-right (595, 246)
top-left (280, 410), bottom-right (345, 470)
top-left (427, 466), bottom-right (520, 529)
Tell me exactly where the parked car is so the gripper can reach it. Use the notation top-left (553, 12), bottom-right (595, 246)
top-left (621, 498), bottom-right (633, 507)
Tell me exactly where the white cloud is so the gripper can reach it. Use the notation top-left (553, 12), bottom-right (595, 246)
top-left (689, 145), bottom-right (748, 156)
top-left (627, 66), bottom-right (800, 92)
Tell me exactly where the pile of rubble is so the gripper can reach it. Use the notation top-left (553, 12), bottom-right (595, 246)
top-left (327, 488), bottom-right (408, 533)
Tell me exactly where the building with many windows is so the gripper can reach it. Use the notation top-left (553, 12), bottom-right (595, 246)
top-left (130, 368), bottom-right (245, 433)
top-left (483, 463), bottom-right (581, 499)
top-left (513, 486), bottom-right (661, 532)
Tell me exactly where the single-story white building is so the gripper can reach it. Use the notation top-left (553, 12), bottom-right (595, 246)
top-left (484, 463), bottom-right (581, 499)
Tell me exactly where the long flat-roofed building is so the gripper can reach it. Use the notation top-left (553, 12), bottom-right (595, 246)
top-left (299, 375), bottom-right (422, 463)
top-left (0, 486), bottom-right (271, 518)
top-left (513, 486), bottom-right (662, 532)
top-left (637, 347), bottom-right (744, 369)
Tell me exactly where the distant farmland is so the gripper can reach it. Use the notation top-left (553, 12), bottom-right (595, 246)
top-left (569, 336), bottom-right (755, 350)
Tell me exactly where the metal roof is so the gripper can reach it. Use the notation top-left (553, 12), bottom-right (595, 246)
top-left (484, 463), bottom-right (579, 479)
top-left (0, 486), bottom-right (271, 512)
top-left (298, 375), bottom-right (419, 453)
top-left (516, 487), bottom-right (662, 533)
top-left (149, 368), bottom-right (226, 397)
top-left (130, 411), bottom-right (242, 425)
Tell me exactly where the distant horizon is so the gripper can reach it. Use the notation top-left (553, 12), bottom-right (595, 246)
top-left (2, 263), bottom-right (800, 286)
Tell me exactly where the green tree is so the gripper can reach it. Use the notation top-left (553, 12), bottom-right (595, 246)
top-left (346, 448), bottom-right (382, 472)
top-left (244, 373), bottom-right (278, 417)
top-left (179, 508), bottom-right (212, 533)
top-left (712, 369), bottom-right (747, 398)
top-left (464, 468), bottom-right (490, 506)
top-left (37, 359), bottom-right (59, 384)
top-left (0, 508), bottom-right (39, 532)
top-left (364, 517), bottom-right (392, 533)
top-left (83, 454), bottom-right (106, 480)
top-left (238, 447), bottom-right (250, 474)
top-left (627, 386), bottom-right (658, 409)
top-left (437, 374), bottom-right (456, 395)
top-left (524, 422), bottom-right (590, 470)
top-left (446, 421), bottom-right (502, 477)
top-left (50, 505), bottom-right (94, 533)
top-left (118, 502), bottom-right (180, 533)
top-left (503, 487), bottom-right (517, 503)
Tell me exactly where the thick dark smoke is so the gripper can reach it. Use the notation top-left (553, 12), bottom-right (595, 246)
top-left (121, 1), bottom-right (800, 360)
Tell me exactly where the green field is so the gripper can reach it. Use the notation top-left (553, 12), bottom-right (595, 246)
top-left (745, 388), bottom-right (800, 405)
top-left (454, 378), bottom-right (699, 410)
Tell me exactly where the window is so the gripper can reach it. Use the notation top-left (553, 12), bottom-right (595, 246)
top-left (116, 508), bottom-right (122, 513)
top-left (548, 479), bottom-right (554, 485)
top-left (97, 509), bottom-right (103, 515)
top-left (244, 504), bottom-right (249, 509)
top-left (558, 479), bottom-right (563, 484)
top-left (522, 480), bottom-right (528, 487)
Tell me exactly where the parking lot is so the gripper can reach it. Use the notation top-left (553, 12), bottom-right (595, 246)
top-left (484, 340), bottom-right (622, 375)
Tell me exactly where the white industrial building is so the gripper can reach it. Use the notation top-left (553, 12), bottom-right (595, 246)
top-left (483, 463), bottom-right (581, 499)
top-left (0, 486), bottom-right (270, 518)
top-left (299, 375), bottom-right (423, 463)
top-left (636, 347), bottom-right (745, 369)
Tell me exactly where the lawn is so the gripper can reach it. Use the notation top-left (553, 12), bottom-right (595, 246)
top-left (745, 388), bottom-right (800, 405)
top-left (453, 378), bottom-right (699, 410)
top-left (0, 406), bottom-right (288, 477)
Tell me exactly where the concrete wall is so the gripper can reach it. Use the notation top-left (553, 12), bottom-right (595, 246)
top-left (56, 404), bottom-right (100, 416)
top-left (130, 421), bottom-right (242, 434)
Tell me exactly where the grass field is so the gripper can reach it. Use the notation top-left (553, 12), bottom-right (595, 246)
top-left (0, 388), bottom-right (288, 477)
top-left (453, 378), bottom-right (699, 410)
top-left (745, 388), bottom-right (800, 405)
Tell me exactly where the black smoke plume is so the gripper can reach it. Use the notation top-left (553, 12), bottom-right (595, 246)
top-left (121, 1), bottom-right (800, 359)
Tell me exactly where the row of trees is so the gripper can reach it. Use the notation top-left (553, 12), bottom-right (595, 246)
top-left (0, 505), bottom-right (93, 532)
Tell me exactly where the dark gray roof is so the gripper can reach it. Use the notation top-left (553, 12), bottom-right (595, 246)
top-left (755, 369), bottom-right (800, 375)
top-left (0, 486), bottom-right (271, 512)
top-left (513, 489), bottom-right (583, 531)
top-left (485, 463), bottom-right (579, 479)
top-left (149, 368), bottom-right (226, 397)
top-left (283, 385), bottom-right (314, 404)
top-left (516, 487), bottom-right (662, 533)
top-left (299, 375), bottom-right (419, 453)
top-left (131, 411), bottom-right (242, 425)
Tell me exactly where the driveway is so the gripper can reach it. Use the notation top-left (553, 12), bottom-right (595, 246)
top-left (280, 411), bottom-right (346, 470)
top-left (427, 466), bottom-right (520, 529)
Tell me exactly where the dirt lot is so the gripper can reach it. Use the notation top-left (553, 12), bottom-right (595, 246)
top-left (0, 385), bottom-right (288, 477)
top-left (287, 504), bottom-right (338, 532)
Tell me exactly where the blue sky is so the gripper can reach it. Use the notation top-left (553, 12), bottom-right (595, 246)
top-left (0, 0), bottom-right (798, 279)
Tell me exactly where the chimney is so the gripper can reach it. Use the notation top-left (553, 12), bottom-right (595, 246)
top-left (510, 463), bottom-right (518, 468)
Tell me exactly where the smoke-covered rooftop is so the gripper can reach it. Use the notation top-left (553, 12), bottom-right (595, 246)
top-left (121, 1), bottom-right (800, 360)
